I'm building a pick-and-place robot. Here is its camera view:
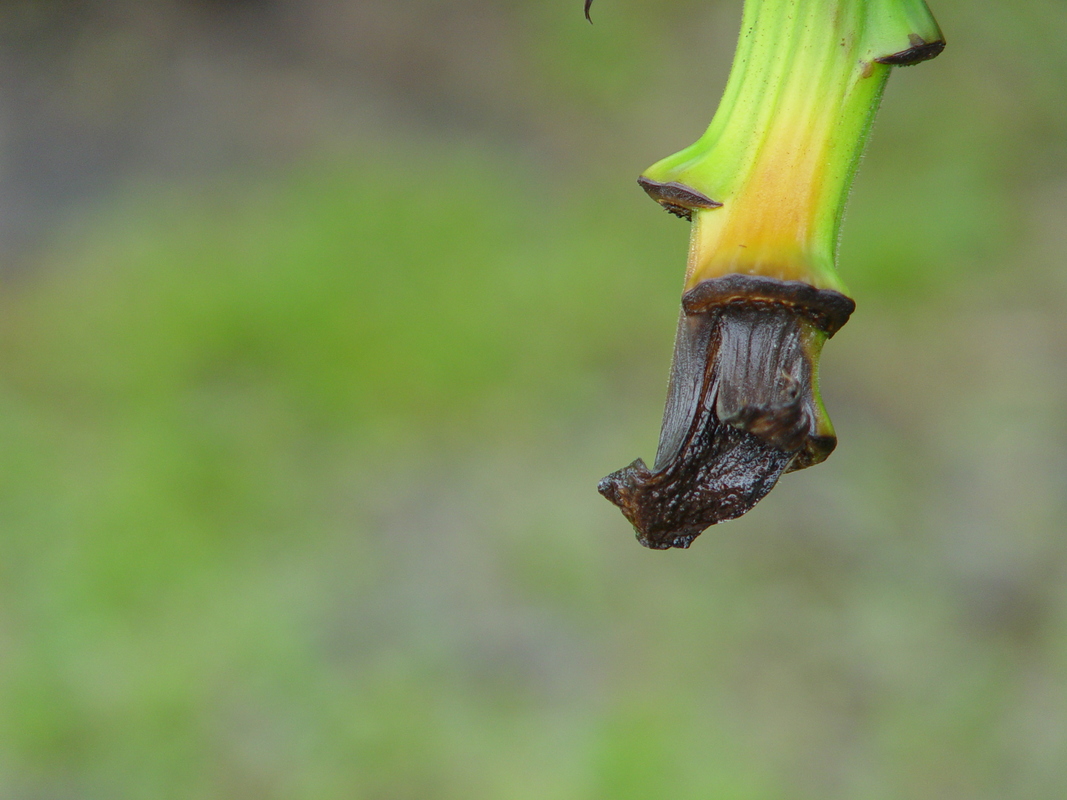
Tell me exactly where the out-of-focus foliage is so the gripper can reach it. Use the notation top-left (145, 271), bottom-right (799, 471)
top-left (1, 1), bottom-right (1066, 798)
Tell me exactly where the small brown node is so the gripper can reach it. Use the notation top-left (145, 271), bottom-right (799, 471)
top-left (637, 177), bottom-right (722, 221)
top-left (876, 33), bottom-right (946, 66)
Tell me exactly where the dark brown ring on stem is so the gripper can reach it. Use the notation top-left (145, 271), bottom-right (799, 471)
top-left (682, 273), bottom-right (855, 336)
top-left (637, 176), bottom-right (723, 221)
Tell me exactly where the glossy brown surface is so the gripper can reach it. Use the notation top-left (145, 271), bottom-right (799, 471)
top-left (599, 275), bottom-right (854, 549)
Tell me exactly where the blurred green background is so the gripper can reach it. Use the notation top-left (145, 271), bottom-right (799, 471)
top-left (1, 1), bottom-right (1066, 798)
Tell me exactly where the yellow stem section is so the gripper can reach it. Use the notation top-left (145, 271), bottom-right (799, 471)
top-left (641, 0), bottom-right (943, 294)
top-left (686, 58), bottom-right (888, 291)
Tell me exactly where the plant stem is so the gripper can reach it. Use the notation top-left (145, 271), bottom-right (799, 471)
top-left (643, 0), bottom-right (944, 293)
top-left (600, 0), bottom-right (944, 549)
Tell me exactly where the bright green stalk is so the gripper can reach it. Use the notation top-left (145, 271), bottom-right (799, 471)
top-left (641, 0), bottom-right (944, 293)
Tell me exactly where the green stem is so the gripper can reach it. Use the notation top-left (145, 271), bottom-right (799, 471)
top-left (641, 0), bottom-right (944, 293)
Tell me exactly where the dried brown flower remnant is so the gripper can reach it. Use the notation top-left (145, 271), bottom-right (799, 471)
top-left (598, 275), bottom-right (854, 549)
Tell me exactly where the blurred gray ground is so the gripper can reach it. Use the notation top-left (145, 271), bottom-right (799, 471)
top-left (0, 0), bottom-right (430, 262)
top-left (2, 1), bottom-right (1067, 799)
top-left (0, 0), bottom-right (736, 265)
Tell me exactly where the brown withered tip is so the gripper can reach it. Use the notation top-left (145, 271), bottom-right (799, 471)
top-left (584, 0), bottom-right (593, 23)
top-left (598, 275), bottom-right (855, 549)
top-left (637, 177), bottom-right (723, 221)
top-left (876, 33), bottom-right (946, 66)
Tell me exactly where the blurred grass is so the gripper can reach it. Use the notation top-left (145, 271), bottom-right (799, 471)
top-left (1, 1), bottom-right (1067, 798)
